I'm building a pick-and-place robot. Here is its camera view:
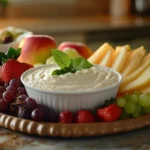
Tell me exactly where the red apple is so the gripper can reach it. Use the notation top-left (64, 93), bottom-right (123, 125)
top-left (58, 42), bottom-right (93, 59)
top-left (18, 35), bottom-right (56, 65)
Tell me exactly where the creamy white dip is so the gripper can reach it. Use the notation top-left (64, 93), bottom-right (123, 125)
top-left (24, 65), bottom-right (119, 92)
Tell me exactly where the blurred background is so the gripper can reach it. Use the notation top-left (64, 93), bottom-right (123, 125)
top-left (1, 0), bottom-right (150, 51)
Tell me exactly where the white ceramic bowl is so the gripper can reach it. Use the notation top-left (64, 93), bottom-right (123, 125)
top-left (21, 65), bottom-right (122, 112)
top-left (0, 26), bottom-right (32, 53)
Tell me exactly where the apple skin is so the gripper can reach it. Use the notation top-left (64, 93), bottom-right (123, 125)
top-left (18, 35), bottom-right (56, 65)
top-left (58, 42), bottom-right (93, 59)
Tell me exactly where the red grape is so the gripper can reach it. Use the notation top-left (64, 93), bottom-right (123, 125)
top-left (3, 91), bottom-right (15, 103)
top-left (31, 108), bottom-right (44, 122)
top-left (37, 104), bottom-right (58, 122)
top-left (25, 98), bottom-right (37, 111)
top-left (6, 86), bottom-right (17, 93)
top-left (9, 78), bottom-right (21, 89)
top-left (0, 99), bottom-right (8, 112)
top-left (17, 87), bottom-right (27, 96)
top-left (17, 95), bottom-right (28, 103)
top-left (18, 107), bottom-right (30, 119)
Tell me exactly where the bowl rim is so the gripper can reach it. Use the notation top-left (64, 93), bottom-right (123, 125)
top-left (21, 64), bottom-right (122, 95)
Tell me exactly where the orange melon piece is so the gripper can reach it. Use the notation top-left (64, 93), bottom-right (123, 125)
top-left (119, 66), bottom-right (150, 93)
top-left (121, 46), bottom-right (146, 77)
top-left (120, 53), bottom-right (150, 88)
top-left (111, 46), bottom-right (129, 72)
top-left (88, 43), bottom-right (111, 64)
top-left (99, 47), bottom-right (114, 67)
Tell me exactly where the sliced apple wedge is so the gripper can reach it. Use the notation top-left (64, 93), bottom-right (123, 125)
top-left (121, 46), bottom-right (146, 77)
top-left (111, 46), bottom-right (129, 72)
top-left (88, 43), bottom-right (111, 64)
top-left (120, 53), bottom-right (150, 87)
top-left (119, 66), bottom-right (150, 93)
top-left (99, 47), bottom-right (114, 67)
top-left (112, 45), bottom-right (131, 62)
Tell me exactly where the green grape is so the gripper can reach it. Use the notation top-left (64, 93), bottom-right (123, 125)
top-left (135, 103), bottom-right (142, 113)
top-left (124, 101), bottom-right (136, 114)
top-left (116, 98), bottom-right (126, 107)
top-left (133, 91), bottom-right (142, 97)
top-left (120, 109), bottom-right (130, 120)
top-left (146, 92), bottom-right (150, 97)
top-left (46, 56), bottom-right (56, 65)
top-left (132, 112), bottom-right (140, 118)
top-left (139, 94), bottom-right (150, 107)
top-left (123, 94), bottom-right (131, 101)
top-left (130, 95), bottom-right (138, 103)
top-left (132, 104), bottom-right (142, 118)
top-left (63, 48), bottom-right (81, 59)
top-left (143, 106), bottom-right (150, 114)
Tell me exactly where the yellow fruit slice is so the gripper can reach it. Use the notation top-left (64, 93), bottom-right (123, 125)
top-left (88, 43), bottom-right (111, 64)
top-left (99, 47), bottom-right (114, 67)
top-left (121, 46), bottom-right (146, 77)
top-left (111, 46), bottom-right (129, 72)
top-left (112, 45), bottom-right (131, 62)
top-left (120, 53), bottom-right (150, 88)
top-left (119, 66), bottom-right (150, 93)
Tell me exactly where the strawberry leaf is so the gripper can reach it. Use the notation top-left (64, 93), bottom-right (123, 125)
top-left (0, 52), bottom-right (7, 65)
top-left (14, 48), bottom-right (21, 59)
top-left (6, 47), bottom-right (16, 59)
top-left (6, 47), bottom-right (21, 59)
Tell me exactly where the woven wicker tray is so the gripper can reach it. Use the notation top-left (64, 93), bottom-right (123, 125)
top-left (0, 113), bottom-right (149, 137)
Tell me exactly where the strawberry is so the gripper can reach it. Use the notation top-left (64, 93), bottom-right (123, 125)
top-left (76, 110), bottom-right (95, 123)
top-left (0, 47), bottom-right (33, 83)
top-left (1, 59), bottom-right (33, 83)
top-left (97, 104), bottom-right (122, 122)
top-left (59, 110), bottom-right (73, 123)
top-left (21, 63), bottom-right (33, 70)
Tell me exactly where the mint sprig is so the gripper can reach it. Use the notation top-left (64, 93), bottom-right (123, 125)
top-left (51, 50), bottom-right (93, 75)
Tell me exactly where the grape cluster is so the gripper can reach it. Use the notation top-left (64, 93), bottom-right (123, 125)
top-left (0, 78), bottom-right (26, 113)
top-left (116, 91), bottom-right (150, 119)
top-left (0, 78), bottom-right (57, 122)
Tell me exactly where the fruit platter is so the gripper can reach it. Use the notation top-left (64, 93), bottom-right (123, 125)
top-left (0, 27), bottom-right (149, 137)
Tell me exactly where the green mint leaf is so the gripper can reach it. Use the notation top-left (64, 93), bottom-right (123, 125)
top-left (70, 57), bottom-right (93, 70)
top-left (14, 48), bottom-right (21, 59)
top-left (52, 50), bottom-right (71, 69)
top-left (6, 47), bottom-right (16, 59)
top-left (52, 68), bottom-right (69, 75)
